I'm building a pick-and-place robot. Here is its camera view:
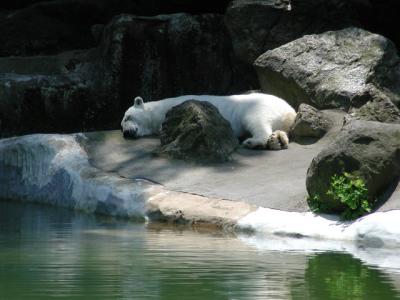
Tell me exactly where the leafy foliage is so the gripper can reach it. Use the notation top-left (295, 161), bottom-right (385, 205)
top-left (308, 172), bottom-right (372, 220)
top-left (327, 172), bottom-right (371, 220)
top-left (307, 194), bottom-right (328, 214)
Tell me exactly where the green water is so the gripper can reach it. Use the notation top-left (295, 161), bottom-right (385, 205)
top-left (1, 201), bottom-right (400, 300)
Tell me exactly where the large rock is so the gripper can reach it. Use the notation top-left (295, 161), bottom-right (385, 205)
top-left (155, 100), bottom-right (239, 162)
top-left (254, 27), bottom-right (400, 110)
top-left (306, 120), bottom-right (400, 213)
top-left (100, 13), bottom-right (245, 111)
top-left (290, 104), bottom-right (331, 141)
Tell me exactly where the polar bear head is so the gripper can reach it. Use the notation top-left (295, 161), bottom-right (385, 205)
top-left (121, 97), bottom-right (153, 139)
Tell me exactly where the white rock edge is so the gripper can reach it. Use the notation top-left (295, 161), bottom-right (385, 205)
top-left (237, 207), bottom-right (400, 273)
top-left (237, 207), bottom-right (400, 248)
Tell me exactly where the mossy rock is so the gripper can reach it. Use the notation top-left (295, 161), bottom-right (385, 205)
top-left (155, 100), bottom-right (238, 163)
top-left (306, 120), bottom-right (400, 213)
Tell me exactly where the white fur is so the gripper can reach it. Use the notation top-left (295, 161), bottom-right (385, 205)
top-left (121, 93), bottom-right (296, 149)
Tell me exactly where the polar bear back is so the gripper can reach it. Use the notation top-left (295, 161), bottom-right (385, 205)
top-left (159, 93), bottom-right (295, 136)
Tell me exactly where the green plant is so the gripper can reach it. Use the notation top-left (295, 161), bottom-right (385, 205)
top-left (307, 194), bottom-right (328, 213)
top-left (308, 172), bottom-right (372, 220)
top-left (327, 172), bottom-right (371, 220)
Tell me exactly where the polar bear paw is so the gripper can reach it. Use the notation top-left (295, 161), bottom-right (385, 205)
top-left (267, 130), bottom-right (289, 150)
top-left (242, 137), bottom-right (267, 149)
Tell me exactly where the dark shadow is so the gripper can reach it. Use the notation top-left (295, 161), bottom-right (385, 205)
top-left (292, 136), bottom-right (321, 145)
top-left (82, 130), bottom-right (278, 180)
top-left (312, 212), bottom-right (342, 222)
top-left (373, 177), bottom-right (400, 211)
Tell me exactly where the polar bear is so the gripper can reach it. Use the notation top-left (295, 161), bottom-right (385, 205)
top-left (121, 93), bottom-right (296, 149)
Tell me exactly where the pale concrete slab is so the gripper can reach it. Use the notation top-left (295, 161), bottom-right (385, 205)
top-left (84, 110), bottom-right (349, 212)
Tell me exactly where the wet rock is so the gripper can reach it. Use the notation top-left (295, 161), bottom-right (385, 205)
top-left (254, 27), bottom-right (400, 110)
top-left (156, 100), bottom-right (239, 162)
top-left (306, 120), bottom-right (400, 213)
top-left (290, 104), bottom-right (331, 141)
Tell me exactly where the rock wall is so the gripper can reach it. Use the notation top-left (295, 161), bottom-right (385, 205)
top-left (0, 0), bottom-right (231, 56)
top-left (0, 48), bottom-right (117, 136)
top-left (100, 13), bottom-right (244, 110)
top-left (0, 12), bottom-right (245, 137)
top-left (0, 0), bottom-right (399, 137)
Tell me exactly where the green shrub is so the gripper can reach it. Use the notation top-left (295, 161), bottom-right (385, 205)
top-left (308, 172), bottom-right (372, 220)
top-left (307, 194), bottom-right (328, 214)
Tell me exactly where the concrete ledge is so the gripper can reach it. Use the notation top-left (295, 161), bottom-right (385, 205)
top-left (1, 132), bottom-right (400, 249)
top-left (147, 189), bottom-right (256, 227)
top-left (0, 133), bottom-right (256, 228)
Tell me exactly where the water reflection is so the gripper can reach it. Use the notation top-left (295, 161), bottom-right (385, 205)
top-left (0, 201), bottom-right (400, 300)
top-left (292, 253), bottom-right (400, 300)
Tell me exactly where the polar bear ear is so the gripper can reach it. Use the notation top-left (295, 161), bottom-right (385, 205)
top-left (134, 96), bottom-right (144, 109)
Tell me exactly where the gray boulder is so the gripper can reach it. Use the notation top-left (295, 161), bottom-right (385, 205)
top-left (306, 120), bottom-right (400, 213)
top-left (155, 100), bottom-right (239, 162)
top-left (290, 104), bottom-right (331, 141)
top-left (254, 27), bottom-right (400, 110)
top-left (348, 89), bottom-right (400, 124)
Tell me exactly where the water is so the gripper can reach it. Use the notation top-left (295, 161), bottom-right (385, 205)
top-left (1, 201), bottom-right (400, 300)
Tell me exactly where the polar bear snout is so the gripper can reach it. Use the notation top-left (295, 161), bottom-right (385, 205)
top-left (122, 127), bottom-right (138, 139)
top-left (121, 114), bottom-right (140, 139)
